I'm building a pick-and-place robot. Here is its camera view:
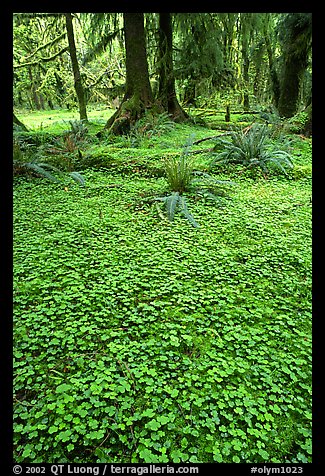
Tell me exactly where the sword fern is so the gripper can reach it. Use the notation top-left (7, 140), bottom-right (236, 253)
top-left (209, 123), bottom-right (294, 176)
top-left (153, 136), bottom-right (235, 227)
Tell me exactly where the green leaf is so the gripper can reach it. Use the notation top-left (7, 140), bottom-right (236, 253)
top-left (146, 420), bottom-right (161, 431)
top-left (258, 449), bottom-right (270, 459)
top-left (56, 383), bottom-right (72, 393)
top-left (48, 425), bottom-right (58, 434)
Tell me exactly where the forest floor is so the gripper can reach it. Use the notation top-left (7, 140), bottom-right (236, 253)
top-left (13, 107), bottom-right (312, 464)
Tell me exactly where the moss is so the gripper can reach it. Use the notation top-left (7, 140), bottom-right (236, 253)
top-left (286, 111), bottom-right (309, 134)
top-left (290, 164), bottom-right (312, 180)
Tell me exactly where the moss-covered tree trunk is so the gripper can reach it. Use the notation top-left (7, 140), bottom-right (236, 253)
top-left (104, 13), bottom-right (153, 134)
top-left (242, 51), bottom-right (250, 111)
top-left (263, 17), bottom-right (280, 108)
top-left (302, 103), bottom-right (312, 137)
top-left (157, 13), bottom-right (189, 121)
top-left (13, 112), bottom-right (28, 131)
top-left (277, 13), bottom-right (312, 118)
top-left (65, 13), bottom-right (88, 122)
top-left (28, 67), bottom-right (41, 110)
top-left (240, 13), bottom-right (253, 111)
top-left (278, 59), bottom-right (304, 119)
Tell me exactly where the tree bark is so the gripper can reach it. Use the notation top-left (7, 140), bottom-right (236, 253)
top-left (240, 14), bottom-right (252, 111)
top-left (183, 81), bottom-right (196, 106)
top-left (157, 13), bottom-right (189, 121)
top-left (65, 13), bottom-right (88, 122)
top-left (242, 52), bottom-right (250, 111)
top-left (104, 13), bottom-right (153, 134)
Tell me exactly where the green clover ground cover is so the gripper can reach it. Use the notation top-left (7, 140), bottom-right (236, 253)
top-left (13, 125), bottom-right (312, 464)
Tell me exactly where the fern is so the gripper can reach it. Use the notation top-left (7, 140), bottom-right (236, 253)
top-left (13, 143), bottom-right (85, 186)
top-left (22, 162), bottom-right (62, 183)
top-left (154, 192), bottom-right (199, 228)
top-left (149, 135), bottom-right (236, 227)
top-left (130, 111), bottom-right (175, 145)
top-left (68, 171), bottom-right (86, 186)
top-left (209, 123), bottom-right (294, 176)
top-left (164, 192), bottom-right (180, 222)
top-left (164, 155), bottom-right (194, 193)
top-left (178, 195), bottom-right (199, 228)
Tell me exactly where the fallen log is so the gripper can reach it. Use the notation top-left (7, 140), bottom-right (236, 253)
top-left (192, 132), bottom-right (232, 145)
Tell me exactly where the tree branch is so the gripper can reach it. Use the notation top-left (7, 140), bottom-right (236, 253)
top-left (13, 46), bottom-right (69, 69)
top-left (192, 132), bottom-right (232, 145)
top-left (22, 32), bottom-right (67, 61)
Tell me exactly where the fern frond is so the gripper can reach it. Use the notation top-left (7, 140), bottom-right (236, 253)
top-left (25, 163), bottom-right (62, 183)
top-left (209, 122), bottom-right (293, 177)
top-left (33, 162), bottom-right (64, 173)
top-left (155, 202), bottom-right (168, 221)
top-left (164, 192), bottom-right (180, 222)
top-left (178, 196), bottom-right (199, 228)
top-left (271, 151), bottom-right (294, 166)
top-left (68, 171), bottom-right (86, 186)
top-left (164, 154), bottom-right (194, 193)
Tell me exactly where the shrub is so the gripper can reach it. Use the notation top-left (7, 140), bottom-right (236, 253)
top-left (290, 164), bottom-right (312, 180)
top-left (209, 123), bottom-right (294, 177)
top-left (13, 140), bottom-right (85, 186)
top-left (164, 153), bottom-right (194, 194)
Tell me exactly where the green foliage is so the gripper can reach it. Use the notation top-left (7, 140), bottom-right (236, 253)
top-left (164, 151), bottom-right (194, 193)
top-left (13, 139), bottom-right (85, 186)
top-left (154, 192), bottom-right (199, 228)
top-left (209, 123), bottom-right (294, 177)
top-left (64, 119), bottom-right (89, 141)
top-left (152, 137), bottom-right (235, 227)
top-left (13, 113), bottom-right (311, 464)
top-left (135, 111), bottom-right (175, 137)
top-left (287, 111), bottom-right (310, 134)
top-left (290, 164), bottom-right (312, 180)
top-left (127, 112), bottom-right (175, 147)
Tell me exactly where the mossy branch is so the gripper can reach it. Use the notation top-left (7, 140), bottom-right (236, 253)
top-left (14, 46), bottom-right (69, 69)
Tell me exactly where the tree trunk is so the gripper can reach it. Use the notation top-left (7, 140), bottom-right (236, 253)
top-left (28, 67), bottom-right (41, 110)
top-left (104, 13), bottom-right (153, 134)
top-left (263, 19), bottom-right (280, 108)
top-left (157, 13), bottom-right (189, 121)
top-left (183, 81), bottom-right (196, 106)
top-left (240, 14), bottom-right (252, 111)
top-left (13, 112), bottom-right (28, 131)
top-left (277, 62), bottom-right (302, 118)
top-left (65, 13), bottom-right (88, 122)
top-left (302, 103), bottom-right (312, 137)
top-left (242, 53), bottom-right (250, 111)
top-left (277, 13), bottom-right (312, 118)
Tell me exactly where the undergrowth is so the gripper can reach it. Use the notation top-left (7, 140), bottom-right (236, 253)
top-left (13, 110), bottom-right (312, 464)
